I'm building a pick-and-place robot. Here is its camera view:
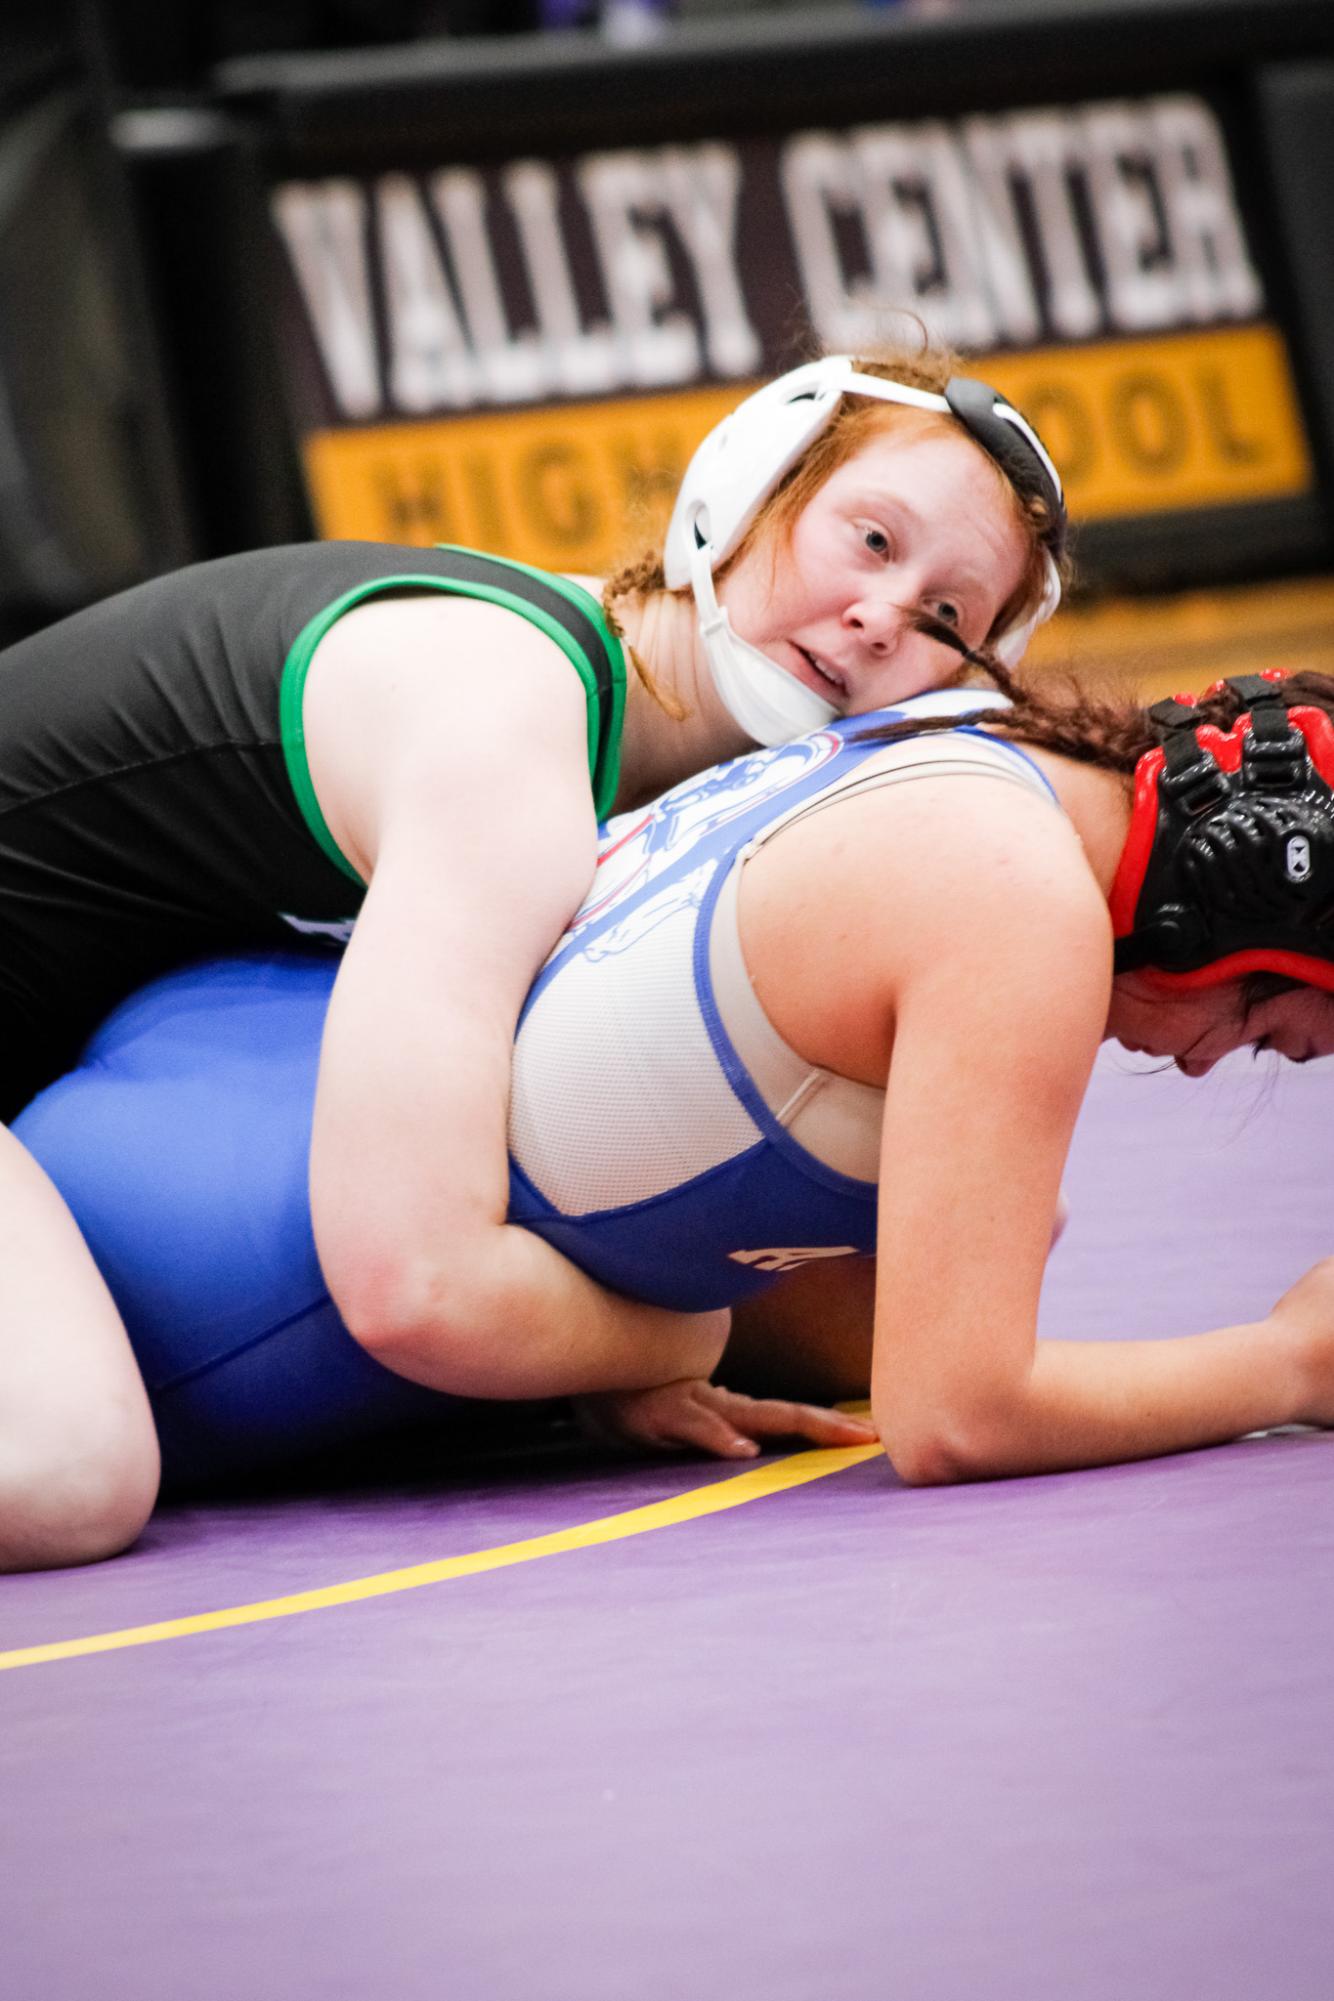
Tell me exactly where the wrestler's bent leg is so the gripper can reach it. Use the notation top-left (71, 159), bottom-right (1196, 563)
top-left (0, 1124), bottom-right (159, 1570)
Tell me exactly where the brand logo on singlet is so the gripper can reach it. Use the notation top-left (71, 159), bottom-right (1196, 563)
top-left (278, 910), bottom-right (358, 945)
top-left (1286, 835), bottom-right (1313, 884)
top-left (728, 1245), bottom-right (860, 1274)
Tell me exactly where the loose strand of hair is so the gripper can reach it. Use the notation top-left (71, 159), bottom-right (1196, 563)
top-left (854, 664), bottom-right (1334, 779)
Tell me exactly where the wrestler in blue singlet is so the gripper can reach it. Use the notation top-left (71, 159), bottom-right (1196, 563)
top-left (14, 694), bottom-right (1057, 1487)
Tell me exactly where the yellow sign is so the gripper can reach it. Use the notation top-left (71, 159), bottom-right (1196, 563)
top-left (301, 323), bottom-right (1313, 570)
top-left (983, 324), bottom-right (1312, 520)
top-left (1027, 574), bottom-right (1334, 696)
top-left (304, 383), bottom-right (746, 573)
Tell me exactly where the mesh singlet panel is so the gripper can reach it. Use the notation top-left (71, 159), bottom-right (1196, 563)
top-left (702, 729), bottom-right (1065, 1171)
top-left (510, 714), bottom-right (1066, 1233)
top-left (708, 859), bottom-right (883, 1182)
top-left (508, 865), bottom-right (763, 1215)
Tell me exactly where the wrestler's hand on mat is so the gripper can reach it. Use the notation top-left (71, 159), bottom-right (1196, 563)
top-left (572, 1381), bottom-right (879, 1459)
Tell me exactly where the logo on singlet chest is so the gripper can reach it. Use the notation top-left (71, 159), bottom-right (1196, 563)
top-left (728, 1245), bottom-right (861, 1274)
top-left (278, 910), bottom-right (358, 945)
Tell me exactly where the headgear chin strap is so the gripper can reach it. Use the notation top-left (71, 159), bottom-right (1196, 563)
top-left (687, 534), bottom-right (840, 743)
top-left (663, 356), bottom-right (1066, 749)
top-left (1110, 672), bottom-right (1334, 994)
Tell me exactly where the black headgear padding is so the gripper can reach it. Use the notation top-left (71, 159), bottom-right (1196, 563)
top-left (943, 376), bottom-right (1068, 561)
top-left (1111, 673), bottom-right (1334, 987)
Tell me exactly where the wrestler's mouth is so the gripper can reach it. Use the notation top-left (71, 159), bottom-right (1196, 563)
top-left (792, 645), bottom-right (848, 700)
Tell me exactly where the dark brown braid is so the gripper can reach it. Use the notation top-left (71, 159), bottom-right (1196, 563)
top-left (857, 656), bottom-right (1334, 783)
top-left (859, 663), bottom-right (1334, 1022)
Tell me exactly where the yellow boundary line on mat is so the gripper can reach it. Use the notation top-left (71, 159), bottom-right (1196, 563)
top-left (0, 1443), bottom-right (880, 1673)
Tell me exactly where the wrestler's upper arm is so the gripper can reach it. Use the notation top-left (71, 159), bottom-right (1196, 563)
top-left (302, 597), bottom-right (600, 1339)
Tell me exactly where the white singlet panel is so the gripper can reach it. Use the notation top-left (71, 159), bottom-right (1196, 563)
top-left (508, 733), bottom-right (1059, 1218)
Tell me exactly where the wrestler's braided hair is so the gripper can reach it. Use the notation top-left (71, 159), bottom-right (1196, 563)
top-left (860, 640), bottom-right (1334, 780)
top-left (860, 653), bottom-right (1334, 1014)
top-left (599, 553), bottom-right (687, 720)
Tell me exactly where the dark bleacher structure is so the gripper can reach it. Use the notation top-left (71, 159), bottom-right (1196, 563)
top-left (3, 0), bottom-right (1333, 635)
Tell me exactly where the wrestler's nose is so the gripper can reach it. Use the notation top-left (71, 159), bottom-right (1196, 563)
top-left (1174, 1055), bottom-right (1222, 1079)
top-left (844, 596), bottom-right (908, 654)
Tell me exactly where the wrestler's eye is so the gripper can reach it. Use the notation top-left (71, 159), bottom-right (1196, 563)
top-left (932, 600), bottom-right (962, 628)
top-left (862, 526), bottom-right (891, 558)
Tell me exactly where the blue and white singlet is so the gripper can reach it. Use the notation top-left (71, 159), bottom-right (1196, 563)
top-left (507, 693), bottom-right (1057, 1306)
top-left (14, 695), bottom-right (1058, 1484)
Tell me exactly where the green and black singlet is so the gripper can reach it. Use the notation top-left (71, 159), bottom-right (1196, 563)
top-left (0, 541), bottom-right (627, 1120)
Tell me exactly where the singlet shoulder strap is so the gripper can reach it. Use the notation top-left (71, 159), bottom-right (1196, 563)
top-left (429, 548), bottom-right (627, 816)
top-left (704, 730), bottom-right (1064, 1182)
top-left (738, 729), bottom-right (1060, 862)
top-left (280, 547), bottom-right (629, 885)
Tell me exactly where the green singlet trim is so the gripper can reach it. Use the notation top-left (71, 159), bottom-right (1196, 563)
top-left (279, 552), bottom-right (629, 885)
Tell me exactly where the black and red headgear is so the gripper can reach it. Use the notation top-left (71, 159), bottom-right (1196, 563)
top-left (1111, 672), bottom-right (1334, 993)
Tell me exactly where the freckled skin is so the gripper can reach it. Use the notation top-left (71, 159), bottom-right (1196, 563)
top-left (718, 429), bottom-right (1030, 715)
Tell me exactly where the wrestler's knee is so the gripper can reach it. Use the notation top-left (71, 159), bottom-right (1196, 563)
top-left (0, 1396), bottom-right (160, 1571)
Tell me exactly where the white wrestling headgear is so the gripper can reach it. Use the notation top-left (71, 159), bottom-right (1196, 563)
top-left (663, 355), bottom-right (1066, 748)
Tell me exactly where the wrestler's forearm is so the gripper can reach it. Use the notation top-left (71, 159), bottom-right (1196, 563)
top-left (883, 1320), bottom-right (1305, 1484)
top-left (347, 1222), bottom-right (730, 1401)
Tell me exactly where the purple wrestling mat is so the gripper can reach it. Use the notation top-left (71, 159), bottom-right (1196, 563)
top-left (5, 1048), bottom-right (1334, 2001)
